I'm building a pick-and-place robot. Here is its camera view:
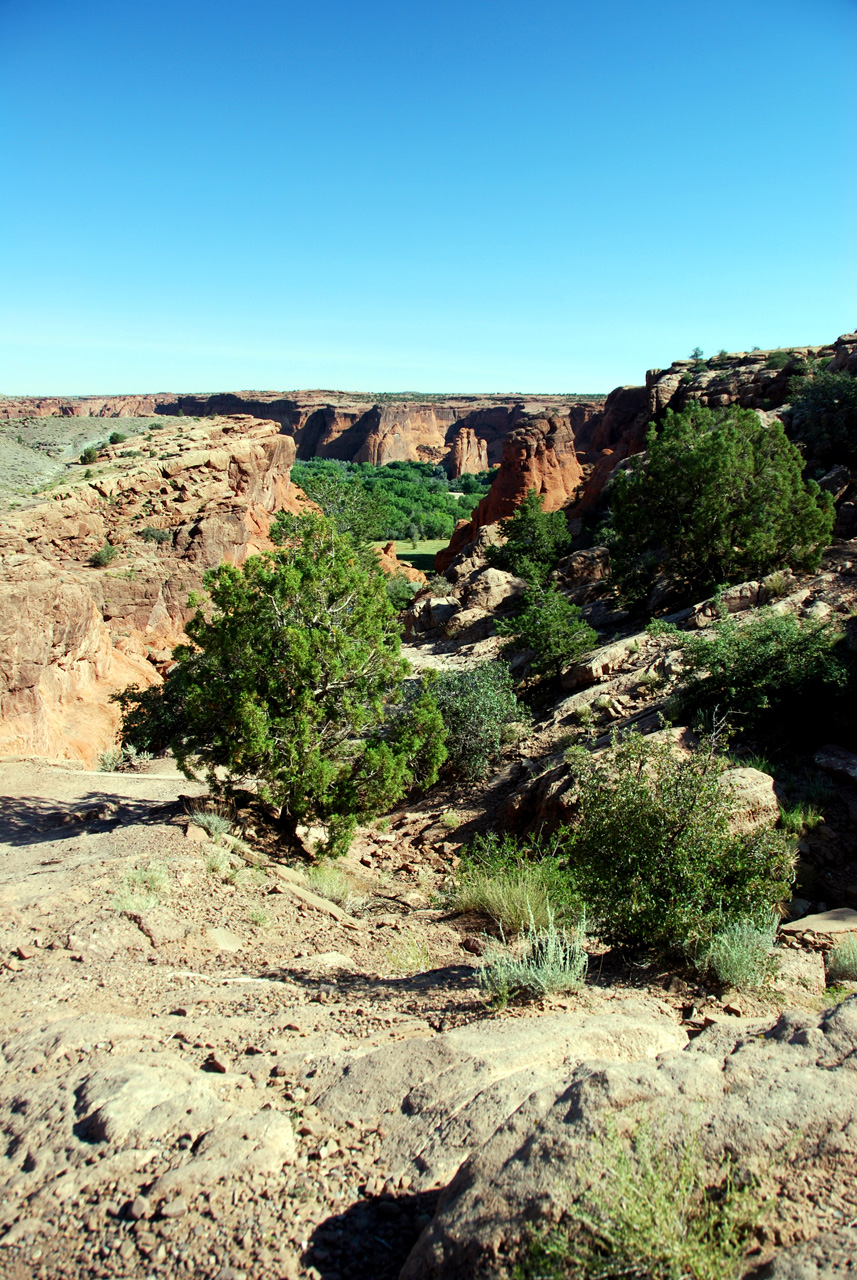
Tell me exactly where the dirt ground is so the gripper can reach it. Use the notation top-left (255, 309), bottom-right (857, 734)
top-left (0, 753), bottom-right (842, 1280)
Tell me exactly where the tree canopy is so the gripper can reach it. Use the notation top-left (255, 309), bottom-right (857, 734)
top-left (604, 404), bottom-right (835, 608)
top-left (291, 458), bottom-right (496, 543)
top-left (116, 511), bottom-right (446, 854)
top-left (485, 489), bottom-right (573, 584)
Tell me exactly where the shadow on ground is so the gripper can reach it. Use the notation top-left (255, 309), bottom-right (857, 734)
top-left (305, 1188), bottom-right (441, 1280)
top-left (0, 794), bottom-right (184, 847)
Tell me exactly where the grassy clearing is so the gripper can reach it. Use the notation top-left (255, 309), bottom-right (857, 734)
top-left (381, 539), bottom-right (449, 573)
top-left (516, 1119), bottom-right (760, 1280)
top-left (113, 863), bottom-right (169, 913)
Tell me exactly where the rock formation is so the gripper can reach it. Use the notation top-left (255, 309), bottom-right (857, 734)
top-left (0, 391), bottom-right (606, 479)
top-left (436, 412), bottom-right (584, 571)
top-left (0, 415), bottom-right (312, 765)
top-left (402, 997), bottom-right (857, 1280)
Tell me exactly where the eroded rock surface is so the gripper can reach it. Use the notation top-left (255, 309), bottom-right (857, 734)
top-left (402, 998), bottom-right (857, 1280)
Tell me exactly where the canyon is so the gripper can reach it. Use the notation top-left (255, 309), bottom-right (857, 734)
top-left (1, 331), bottom-right (855, 766)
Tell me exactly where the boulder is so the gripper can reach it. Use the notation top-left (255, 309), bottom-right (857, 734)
top-left (401, 998), bottom-right (857, 1280)
top-left (460, 567), bottom-right (527, 612)
top-left (722, 766), bottom-right (780, 835)
top-left (312, 1004), bottom-right (686, 1191)
top-left (561, 638), bottom-right (634, 690)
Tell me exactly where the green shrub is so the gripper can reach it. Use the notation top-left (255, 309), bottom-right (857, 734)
top-left (190, 811), bottom-right (233, 841)
top-left (766, 349), bottom-right (793, 370)
top-left (116, 511), bottom-right (444, 857)
top-left (113, 863), bottom-right (169, 913)
top-left (454, 830), bottom-right (581, 934)
top-left (80, 446), bottom-right (99, 465)
top-left (486, 489), bottom-right (572, 584)
top-left (516, 1119), bottom-right (760, 1280)
top-left (425, 572), bottom-right (455, 596)
top-left (779, 802), bottom-right (823, 835)
top-left (826, 936), bottom-right (857, 983)
top-left (478, 908), bottom-right (587, 1007)
top-left (788, 369), bottom-right (857, 463)
top-left (139, 526), bottom-right (172, 544)
top-left (89, 543), bottom-right (120, 568)
top-left (563, 731), bottom-right (795, 956)
top-left (675, 609), bottom-right (851, 745)
top-left (496, 584), bottom-right (597, 676)
top-left (108, 431), bottom-right (128, 445)
top-left (431, 662), bottom-right (525, 781)
top-left (703, 916), bottom-right (777, 989)
top-left (604, 404), bottom-right (834, 608)
top-left (305, 863), bottom-right (366, 913)
top-left (385, 572), bottom-right (418, 611)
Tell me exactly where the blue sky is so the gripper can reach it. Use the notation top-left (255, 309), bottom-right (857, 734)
top-left (1, 0), bottom-right (855, 395)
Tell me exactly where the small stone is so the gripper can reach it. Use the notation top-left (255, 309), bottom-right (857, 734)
top-left (129, 1196), bottom-right (150, 1221)
top-left (202, 1052), bottom-right (230, 1074)
top-left (723, 1003), bottom-right (743, 1017)
top-left (461, 935), bottom-right (485, 956)
top-left (161, 1197), bottom-right (188, 1219)
top-left (16, 945), bottom-right (36, 960)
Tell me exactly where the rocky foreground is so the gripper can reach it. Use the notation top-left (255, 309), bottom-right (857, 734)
top-left (0, 751), bottom-right (855, 1280)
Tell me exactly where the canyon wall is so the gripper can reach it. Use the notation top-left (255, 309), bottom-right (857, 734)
top-left (435, 331), bottom-right (857, 568)
top-left (0, 415), bottom-right (312, 765)
top-left (0, 391), bottom-right (605, 478)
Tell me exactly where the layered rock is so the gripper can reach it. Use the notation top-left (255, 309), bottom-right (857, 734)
top-left (436, 413), bottom-right (584, 571)
top-left (0, 391), bottom-right (606, 478)
top-left (402, 997), bottom-right (857, 1280)
top-left (0, 415), bottom-right (312, 765)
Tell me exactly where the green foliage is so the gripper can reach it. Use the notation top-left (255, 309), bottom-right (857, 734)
top-left (496, 584), bottom-right (597, 676)
top-left (425, 572), bottom-right (454, 596)
top-left (604, 405), bottom-right (835, 608)
top-left (563, 731), bottom-right (795, 956)
top-left (113, 863), bottom-right (169, 914)
top-left (431, 662), bottom-right (524, 781)
top-left (385, 572), bottom-right (418, 611)
top-left (116, 511), bottom-right (444, 856)
top-left (486, 490), bottom-right (572, 584)
top-left (789, 369), bottom-right (857, 462)
top-left (290, 458), bottom-right (493, 543)
top-left (89, 543), bottom-right (120, 567)
top-left (826, 936), bottom-right (857, 983)
top-left (766, 349), bottom-right (793, 370)
top-left (704, 916), bottom-right (778, 989)
top-left (516, 1119), bottom-right (760, 1280)
top-left (455, 829), bottom-right (582, 933)
top-left (80, 446), bottom-right (99, 465)
top-left (779, 802), bottom-right (823, 835)
top-left (139, 526), bottom-right (172, 544)
top-left (108, 431), bottom-right (128, 445)
top-left (675, 609), bottom-right (851, 744)
top-left (689, 346), bottom-right (704, 360)
top-left (478, 907), bottom-right (587, 1007)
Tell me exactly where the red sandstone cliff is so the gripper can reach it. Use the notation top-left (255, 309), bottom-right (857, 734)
top-left (0, 392), bottom-right (605, 478)
top-left (0, 415), bottom-right (313, 765)
top-left (435, 413), bottom-right (584, 571)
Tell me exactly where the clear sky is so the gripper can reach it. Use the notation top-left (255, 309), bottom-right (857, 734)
top-left (1, 0), bottom-right (855, 396)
